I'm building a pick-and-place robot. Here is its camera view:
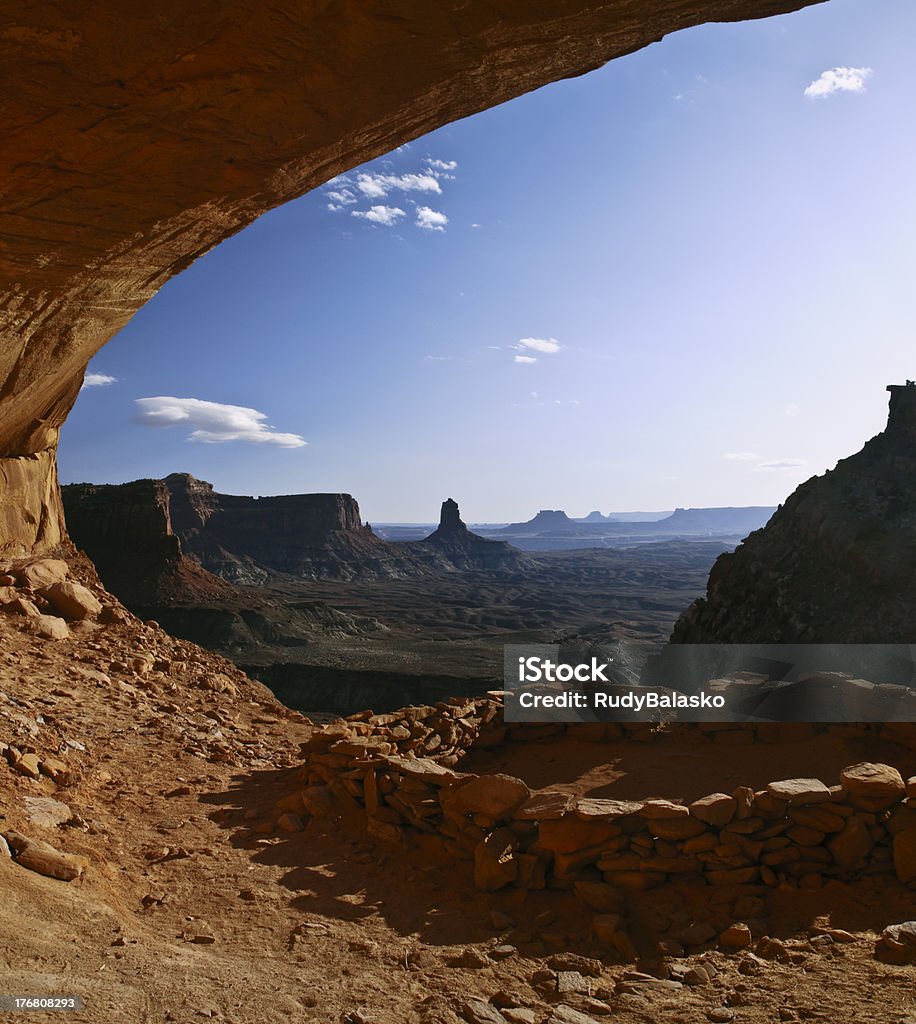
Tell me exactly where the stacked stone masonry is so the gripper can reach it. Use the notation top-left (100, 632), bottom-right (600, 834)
top-left (283, 694), bottom-right (916, 950)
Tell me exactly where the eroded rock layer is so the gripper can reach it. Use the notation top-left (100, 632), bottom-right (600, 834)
top-left (1, 0), bottom-right (825, 553)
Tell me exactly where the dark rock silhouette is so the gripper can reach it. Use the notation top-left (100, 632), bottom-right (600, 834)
top-left (62, 478), bottom-right (529, 586)
top-left (63, 474), bottom-right (443, 583)
top-left (420, 499), bottom-right (528, 571)
top-left (672, 384), bottom-right (916, 643)
top-left (438, 498), bottom-right (465, 533)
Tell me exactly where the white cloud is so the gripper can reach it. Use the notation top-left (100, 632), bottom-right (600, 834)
top-left (514, 337), bottom-right (561, 355)
top-left (514, 355), bottom-right (538, 364)
top-left (326, 188), bottom-right (358, 211)
top-left (351, 205), bottom-right (406, 226)
top-left (81, 372), bottom-right (117, 389)
top-left (134, 397), bottom-right (306, 448)
top-left (804, 66), bottom-right (872, 99)
top-left (722, 451), bottom-right (760, 461)
top-left (356, 172), bottom-right (441, 198)
top-left (471, 223), bottom-right (481, 229)
top-left (426, 158), bottom-right (457, 172)
top-left (755, 458), bottom-right (807, 471)
top-left (416, 206), bottom-right (448, 232)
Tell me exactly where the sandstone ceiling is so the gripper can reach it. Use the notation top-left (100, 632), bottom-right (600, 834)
top-left (1, 0), bottom-right (824, 553)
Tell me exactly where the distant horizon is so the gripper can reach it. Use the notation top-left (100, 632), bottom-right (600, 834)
top-left (62, 467), bottom-right (781, 525)
top-left (59, 0), bottom-right (915, 522)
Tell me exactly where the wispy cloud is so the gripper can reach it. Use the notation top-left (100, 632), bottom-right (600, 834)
top-left (326, 188), bottom-right (358, 211)
top-left (416, 207), bottom-right (448, 232)
top-left (514, 337), bottom-right (561, 355)
top-left (81, 372), bottom-right (117, 389)
top-left (134, 397), bottom-right (306, 448)
top-left (351, 205), bottom-right (406, 226)
top-left (356, 172), bottom-right (441, 199)
top-left (755, 458), bottom-right (807, 472)
top-left (722, 451), bottom-right (760, 461)
top-left (804, 66), bottom-right (872, 99)
top-left (514, 355), bottom-right (538, 365)
top-left (426, 158), bottom-right (457, 173)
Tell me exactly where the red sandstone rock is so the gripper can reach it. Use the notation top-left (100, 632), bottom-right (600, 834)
top-left (3, 829), bottom-right (88, 882)
top-left (444, 773), bottom-right (530, 820)
top-left (689, 793), bottom-right (737, 826)
top-left (43, 580), bottom-right (102, 620)
top-left (840, 763), bottom-right (905, 802)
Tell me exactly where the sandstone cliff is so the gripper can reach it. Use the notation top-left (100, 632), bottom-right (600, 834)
top-left (60, 479), bottom-right (237, 608)
top-left (62, 475), bottom-right (526, 583)
top-left (671, 385), bottom-right (916, 644)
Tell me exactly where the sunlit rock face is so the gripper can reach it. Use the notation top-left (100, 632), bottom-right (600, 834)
top-left (0, 0), bottom-right (824, 552)
top-left (671, 386), bottom-right (916, 644)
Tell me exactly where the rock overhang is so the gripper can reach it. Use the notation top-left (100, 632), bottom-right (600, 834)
top-left (0, 0), bottom-right (828, 552)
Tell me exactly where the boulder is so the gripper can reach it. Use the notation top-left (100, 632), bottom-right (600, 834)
top-left (840, 763), bottom-right (905, 806)
top-left (766, 778), bottom-right (832, 804)
top-left (574, 798), bottom-right (641, 820)
top-left (719, 923), bottom-right (753, 948)
top-left (640, 799), bottom-right (688, 819)
top-left (3, 830), bottom-right (88, 881)
top-left (876, 921), bottom-right (916, 963)
top-left (43, 581), bottom-right (102, 620)
top-left (462, 999), bottom-right (508, 1024)
top-left (24, 796), bottom-right (72, 829)
top-left (4, 596), bottom-right (41, 617)
top-left (14, 559), bottom-right (69, 590)
top-left (446, 773), bottom-right (530, 819)
top-left (689, 793), bottom-right (737, 826)
top-left (13, 753), bottom-right (41, 780)
top-left (35, 614), bottom-right (70, 640)
top-left (827, 815), bottom-right (873, 869)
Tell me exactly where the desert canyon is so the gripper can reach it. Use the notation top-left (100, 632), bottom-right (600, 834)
top-left (8, 3), bottom-right (916, 1024)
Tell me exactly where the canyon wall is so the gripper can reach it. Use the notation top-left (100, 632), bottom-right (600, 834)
top-left (62, 474), bottom-right (522, 582)
top-left (0, 0), bottom-right (825, 554)
top-left (671, 385), bottom-right (916, 644)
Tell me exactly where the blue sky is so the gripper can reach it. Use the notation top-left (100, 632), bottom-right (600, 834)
top-left (61, 0), bottom-right (916, 522)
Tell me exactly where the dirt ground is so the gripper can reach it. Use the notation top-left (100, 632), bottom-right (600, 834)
top-left (3, 569), bottom-right (916, 1024)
